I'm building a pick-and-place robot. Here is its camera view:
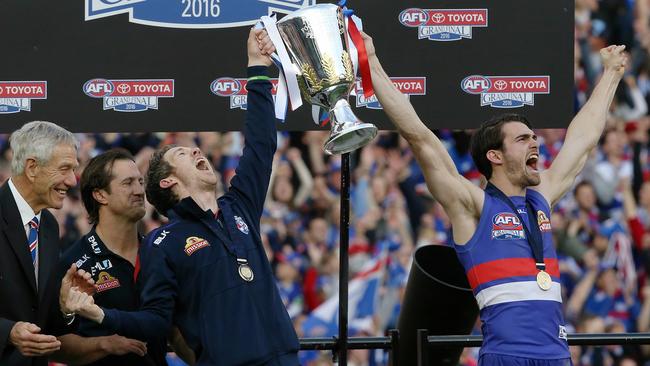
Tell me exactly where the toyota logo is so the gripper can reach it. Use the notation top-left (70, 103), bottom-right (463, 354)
top-left (117, 84), bottom-right (131, 94)
top-left (494, 80), bottom-right (507, 91)
top-left (431, 13), bottom-right (445, 23)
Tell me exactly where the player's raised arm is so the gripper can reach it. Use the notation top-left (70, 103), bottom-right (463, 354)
top-left (538, 45), bottom-right (627, 206)
top-left (362, 32), bottom-right (483, 225)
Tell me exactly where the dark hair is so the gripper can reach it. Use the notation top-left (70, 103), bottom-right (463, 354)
top-left (574, 180), bottom-right (594, 196)
top-left (469, 113), bottom-right (532, 179)
top-left (146, 145), bottom-right (178, 216)
top-left (80, 149), bottom-right (135, 225)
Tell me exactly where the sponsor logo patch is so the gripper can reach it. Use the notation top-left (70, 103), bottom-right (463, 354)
top-left (75, 254), bottom-right (91, 269)
top-left (95, 271), bottom-right (120, 292)
top-left (184, 236), bottom-right (210, 255)
top-left (399, 8), bottom-right (488, 42)
top-left (87, 235), bottom-right (102, 254)
top-left (491, 212), bottom-right (526, 240)
top-left (153, 230), bottom-right (170, 246)
top-left (537, 210), bottom-right (552, 232)
top-left (90, 259), bottom-right (113, 276)
top-left (83, 78), bottom-right (174, 112)
top-left (0, 81), bottom-right (47, 114)
top-left (461, 75), bottom-right (550, 108)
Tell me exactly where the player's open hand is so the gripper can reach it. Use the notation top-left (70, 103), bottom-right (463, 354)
top-left (60, 263), bottom-right (95, 314)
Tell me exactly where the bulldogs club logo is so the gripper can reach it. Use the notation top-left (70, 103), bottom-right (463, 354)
top-left (83, 78), bottom-right (174, 112)
top-left (184, 236), bottom-right (210, 256)
top-left (399, 8), bottom-right (488, 41)
top-left (95, 271), bottom-right (121, 292)
top-left (85, 0), bottom-right (315, 29)
top-left (0, 81), bottom-right (47, 114)
top-left (234, 215), bottom-right (249, 235)
top-left (211, 77), bottom-right (279, 110)
top-left (355, 77), bottom-right (426, 109)
top-left (461, 75), bottom-right (550, 108)
top-left (492, 212), bottom-right (526, 240)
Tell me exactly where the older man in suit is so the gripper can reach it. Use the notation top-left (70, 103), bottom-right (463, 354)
top-left (0, 121), bottom-right (79, 366)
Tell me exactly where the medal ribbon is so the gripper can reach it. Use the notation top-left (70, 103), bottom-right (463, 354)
top-left (485, 183), bottom-right (546, 272)
top-left (216, 204), bottom-right (251, 269)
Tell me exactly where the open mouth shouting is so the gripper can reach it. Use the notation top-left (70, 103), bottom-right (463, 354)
top-left (526, 153), bottom-right (539, 173)
top-left (195, 158), bottom-right (211, 172)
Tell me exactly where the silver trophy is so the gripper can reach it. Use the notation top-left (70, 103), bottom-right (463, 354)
top-left (276, 3), bottom-right (377, 155)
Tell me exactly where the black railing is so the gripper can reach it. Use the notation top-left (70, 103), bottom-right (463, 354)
top-left (299, 331), bottom-right (650, 365)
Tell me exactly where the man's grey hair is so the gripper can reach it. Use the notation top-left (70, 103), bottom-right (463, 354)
top-left (10, 121), bottom-right (78, 175)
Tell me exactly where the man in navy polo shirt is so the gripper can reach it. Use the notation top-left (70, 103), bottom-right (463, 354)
top-left (63, 28), bottom-right (300, 365)
top-left (53, 149), bottom-right (168, 366)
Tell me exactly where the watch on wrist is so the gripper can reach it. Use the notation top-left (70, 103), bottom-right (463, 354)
top-left (63, 312), bottom-right (76, 326)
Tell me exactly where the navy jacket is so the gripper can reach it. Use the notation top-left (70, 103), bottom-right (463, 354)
top-left (56, 228), bottom-right (167, 366)
top-left (101, 67), bottom-right (300, 365)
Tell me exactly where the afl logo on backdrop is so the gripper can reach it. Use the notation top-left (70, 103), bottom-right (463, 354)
top-left (83, 78), bottom-right (174, 112)
top-left (211, 78), bottom-right (243, 97)
top-left (211, 77), bottom-right (279, 110)
top-left (83, 79), bottom-right (115, 98)
top-left (461, 75), bottom-right (491, 95)
top-left (399, 8), bottom-right (428, 27)
top-left (399, 8), bottom-right (488, 42)
top-left (461, 75), bottom-right (550, 108)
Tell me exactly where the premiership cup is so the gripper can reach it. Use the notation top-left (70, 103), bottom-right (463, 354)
top-left (276, 3), bottom-right (377, 155)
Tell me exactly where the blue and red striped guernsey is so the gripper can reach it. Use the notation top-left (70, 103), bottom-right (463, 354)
top-left (454, 189), bottom-right (570, 359)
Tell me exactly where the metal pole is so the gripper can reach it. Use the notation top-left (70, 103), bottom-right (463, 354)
top-left (417, 329), bottom-right (429, 366)
top-left (300, 336), bottom-right (393, 350)
top-left (425, 333), bottom-right (650, 347)
top-left (389, 329), bottom-right (400, 366)
top-left (337, 152), bottom-right (351, 365)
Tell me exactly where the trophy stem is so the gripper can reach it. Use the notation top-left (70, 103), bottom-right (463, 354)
top-left (323, 99), bottom-right (378, 155)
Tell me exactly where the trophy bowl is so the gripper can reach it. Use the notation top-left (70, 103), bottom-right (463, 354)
top-left (276, 4), bottom-right (377, 155)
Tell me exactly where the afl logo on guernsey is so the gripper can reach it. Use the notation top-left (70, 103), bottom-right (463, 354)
top-left (491, 212), bottom-right (525, 240)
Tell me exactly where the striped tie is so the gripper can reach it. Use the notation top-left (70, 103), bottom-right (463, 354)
top-left (27, 216), bottom-right (38, 267)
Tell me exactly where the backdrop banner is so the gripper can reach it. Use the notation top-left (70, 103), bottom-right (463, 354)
top-left (0, 0), bottom-right (573, 132)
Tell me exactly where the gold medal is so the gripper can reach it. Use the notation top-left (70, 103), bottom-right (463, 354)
top-left (536, 270), bottom-right (552, 291)
top-left (238, 263), bottom-right (254, 282)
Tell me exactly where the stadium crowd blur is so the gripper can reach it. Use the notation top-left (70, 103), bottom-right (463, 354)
top-left (35, 1), bottom-right (650, 365)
